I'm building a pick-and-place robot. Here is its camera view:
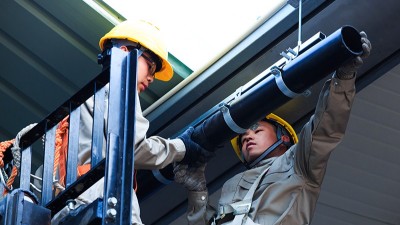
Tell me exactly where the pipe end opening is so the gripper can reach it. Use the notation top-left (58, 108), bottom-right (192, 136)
top-left (341, 26), bottom-right (363, 55)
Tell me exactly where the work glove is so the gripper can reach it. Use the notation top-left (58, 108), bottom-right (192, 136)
top-left (178, 126), bottom-right (215, 167)
top-left (337, 31), bottom-right (372, 80)
top-left (173, 163), bottom-right (207, 192)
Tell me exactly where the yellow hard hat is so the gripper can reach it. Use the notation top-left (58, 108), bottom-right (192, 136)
top-left (230, 113), bottom-right (298, 162)
top-left (99, 20), bottom-right (173, 81)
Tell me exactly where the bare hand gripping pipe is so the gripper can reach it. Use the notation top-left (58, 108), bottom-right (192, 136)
top-left (138, 25), bottom-right (363, 200)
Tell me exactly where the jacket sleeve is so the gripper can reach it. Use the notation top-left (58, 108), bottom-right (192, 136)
top-left (187, 191), bottom-right (216, 225)
top-left (78, 90), bottom-right (186, 170)
top-left (129, 93), bottom-right (186, 170)
top-left (294, 74), bottom-right (356, 186)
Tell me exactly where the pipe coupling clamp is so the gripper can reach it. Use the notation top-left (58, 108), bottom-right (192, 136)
top-left (220, 105), bottom-right (247, 134)
top-left (271, 66), bottom-right (311, 98)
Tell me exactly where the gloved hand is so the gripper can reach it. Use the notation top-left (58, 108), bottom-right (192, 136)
top-left (337, 31), bottom-right (372, 79)
top-left (173, 163), bottom-right (207, 192)
top-left (178, 126), bottom-right (215, 167)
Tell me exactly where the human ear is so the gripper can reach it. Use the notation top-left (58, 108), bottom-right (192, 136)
top-left (120, 46), bottom-right (129, 52)
top-left (281, 135), bottom-right (290, 143)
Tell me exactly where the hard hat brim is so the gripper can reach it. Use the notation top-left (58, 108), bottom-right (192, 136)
top-left (155, 58), bottom-right (173, 81)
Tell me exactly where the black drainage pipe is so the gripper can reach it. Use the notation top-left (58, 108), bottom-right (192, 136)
top-left (138, 25), bottom-right (363, 200)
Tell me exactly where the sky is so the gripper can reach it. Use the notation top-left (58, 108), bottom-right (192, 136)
top-left (102, 0), bottom-right (287, 72)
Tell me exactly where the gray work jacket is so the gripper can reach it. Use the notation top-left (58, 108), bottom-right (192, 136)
top-left (79, 87), bottom-right (186, 169)
top-left (52, 89), bottom-right (186, 225)
top-left (187, 75), bottom-right (356, 225)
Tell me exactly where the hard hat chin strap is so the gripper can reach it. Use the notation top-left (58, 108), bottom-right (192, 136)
top-left (245, 139), bottom-right (283, 169)
top-left (98, 40), bottom-right (113, 68)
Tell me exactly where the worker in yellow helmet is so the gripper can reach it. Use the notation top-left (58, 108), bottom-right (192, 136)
top-left (174, 31), bottom-right (371, 225)
top-left (231, 113), bottom-right (298, 169)
top-left (98, 19), bottom-right (173, 82)
top-left (49, 20), bottom-right (214, 225)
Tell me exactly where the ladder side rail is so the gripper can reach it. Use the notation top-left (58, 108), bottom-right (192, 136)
top-left (41, 125), bottom-right (57, 206)
top-left (65, 107), bottom-right (81, 186)
top-left (92, 83), bottom-right (107, 166)
top-left (119, 50), bottom-right (137, 224)
top-left (19, 146), bottom-right (32, 190)
top-left (102, 47), bottom-right (126, 224)
top-left (103, 48), bottom-right (136, 224)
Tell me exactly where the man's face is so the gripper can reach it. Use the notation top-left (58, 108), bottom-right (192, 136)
top-left (240, 121), bottom-right (277, 162)
top-left (136, 52), bottom-right (156, 93)
top-left (120, 46), bottom-right (156, 93)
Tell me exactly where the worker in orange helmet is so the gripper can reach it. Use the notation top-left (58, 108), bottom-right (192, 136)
top-left (174, 31), bottom-right (371, 225)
